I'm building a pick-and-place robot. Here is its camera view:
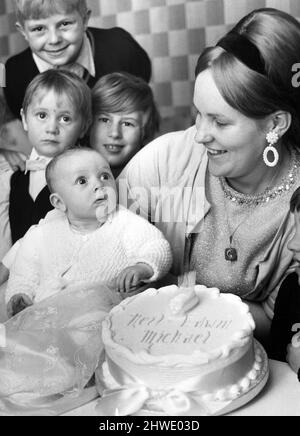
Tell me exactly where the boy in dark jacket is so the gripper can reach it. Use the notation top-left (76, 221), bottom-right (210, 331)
top-left (1, 0), bottom-right (151, 167)
top-left (269, 187), bottom-right (300, 380)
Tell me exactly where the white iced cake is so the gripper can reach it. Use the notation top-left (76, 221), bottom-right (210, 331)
top-left (96, 285), bottom-right (269, 416)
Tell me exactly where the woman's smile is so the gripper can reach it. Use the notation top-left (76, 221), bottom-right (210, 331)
top-left (206, 147), bottom-right (228, 157)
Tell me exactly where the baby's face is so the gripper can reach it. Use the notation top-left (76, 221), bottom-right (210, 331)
top-left (89, 111), bottom-right (144, 170)
top-left (55, 150), bottom-right (117, 223)
top-left (22, 89), bottom-right (84, 157)
top-left (288, 209), bottom-right (300, 284)
top-left (19, 11), bottom-right (88, 67)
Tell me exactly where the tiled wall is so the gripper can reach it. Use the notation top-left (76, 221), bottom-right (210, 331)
top-left (1, 0), bottom-right (300, 130)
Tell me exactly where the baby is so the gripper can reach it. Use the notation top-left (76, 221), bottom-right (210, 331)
top-left (6, 147), bottom-right (172, 317)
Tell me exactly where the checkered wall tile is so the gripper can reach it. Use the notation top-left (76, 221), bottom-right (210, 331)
top-left (1, 0), bottom-right (300, 131)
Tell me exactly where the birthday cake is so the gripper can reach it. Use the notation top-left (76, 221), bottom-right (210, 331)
top-left (96, 285), bottom-right (269, 416)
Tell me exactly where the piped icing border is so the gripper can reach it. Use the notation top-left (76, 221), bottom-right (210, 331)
top-left (102, 285), bottom-right (255, 366)
top-left (97, 340), bottom-right (269, 416)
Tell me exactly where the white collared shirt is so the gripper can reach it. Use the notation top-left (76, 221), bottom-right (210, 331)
top-left (32, 33), bottom-right (95, 78)
top-left (28, 148), bottom-right (52, 201)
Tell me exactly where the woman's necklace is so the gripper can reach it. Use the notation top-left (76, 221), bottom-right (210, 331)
top-left (220, 148), bottom-right (298, 207)
top-left (224, 214), bottom-right (249, 262)
top-left (223, 160), bottom-right (284, 262)
top-left (223, 203), bottom-right (251, 261)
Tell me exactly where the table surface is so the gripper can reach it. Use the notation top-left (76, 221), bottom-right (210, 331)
top-left (63, 359), bottom-right (300, 416)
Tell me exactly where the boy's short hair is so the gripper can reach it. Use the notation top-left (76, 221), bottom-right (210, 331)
top-left (290, 187), bottom-right (300, 213)
top-left (46, 146), bottom-right (104, 193)
top-left (14, 0), bottom-right (88, 24)
top-left (92, 72), bottom-right (160, 146)
top-left (22, 69), bottom-right (92, 133)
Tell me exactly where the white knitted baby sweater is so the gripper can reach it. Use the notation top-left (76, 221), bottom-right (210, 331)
top-left (6, 207), bottom-right (172, 303)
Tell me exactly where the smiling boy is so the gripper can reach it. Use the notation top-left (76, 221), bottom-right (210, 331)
top-left (4, 0), bottom-right (151, 121)
top-left (0, 0), bottom-right (151, 176)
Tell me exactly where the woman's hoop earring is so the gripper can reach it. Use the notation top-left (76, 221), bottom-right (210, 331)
top-left (263, 130), bottom-right (279, 167)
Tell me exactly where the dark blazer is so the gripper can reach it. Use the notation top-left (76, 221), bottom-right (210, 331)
top-left (4, 27), bottom-right (152, 118)
top-left (269, 272), bottom-right (300, 361)
top-left (9, 170), bottom-right (53, 243)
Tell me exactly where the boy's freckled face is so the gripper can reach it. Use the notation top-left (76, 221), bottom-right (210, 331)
top-left (89, 111), bottom-right (144, 169)
top-left (20, 11), bottom-right (88, 67)
top-left (22, 89), bottom-right (84, 157)
top-left (288, 210), bottom-right (300, 284)
top-left (54, 151), bottom-right (117, 222)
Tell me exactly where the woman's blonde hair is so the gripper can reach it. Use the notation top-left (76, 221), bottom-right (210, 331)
top-left (195, 8), bottom-right (300, 146)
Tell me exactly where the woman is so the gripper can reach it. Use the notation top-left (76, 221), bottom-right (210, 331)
top-left (119, 8), bottom-right (300, 343)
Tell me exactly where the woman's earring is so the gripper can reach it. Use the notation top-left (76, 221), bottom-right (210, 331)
top-left (263, 130), bottom-right (279, 167)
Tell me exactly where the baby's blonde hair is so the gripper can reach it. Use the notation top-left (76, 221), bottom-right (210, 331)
top-left (14, 0), bottom-right (88, 24)
top-left (46, 147), bottom-right (106, 193)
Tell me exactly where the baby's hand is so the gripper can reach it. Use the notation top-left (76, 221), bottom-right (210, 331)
top-left (287, 333), bottom-right (300, 374)
top-left (116, 263), bottom-right (153, 293)
top-left (7, 293), bottom-right (33, 318)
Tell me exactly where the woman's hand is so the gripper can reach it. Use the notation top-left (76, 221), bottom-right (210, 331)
top-left (116, 263), bottom-right (153, 293)
top-left (2, 150), bottom-right (27, 172)
top-left (0, 118), bottom-right (31, 170)
top-left (7, 293), bottom-right (33, 318)
top-left (0, 119), bottom-right (32, 155)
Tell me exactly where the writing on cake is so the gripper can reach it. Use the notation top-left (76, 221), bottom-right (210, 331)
top-left (127, 312), bottom-right (233, 347)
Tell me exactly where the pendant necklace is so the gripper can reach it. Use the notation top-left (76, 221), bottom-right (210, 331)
top-left (223, 162), bottom-right (282, 262)
top-left (224, 214), bottom-right (249, 262)
top-left (225, 242), bottom-right (238, 262)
